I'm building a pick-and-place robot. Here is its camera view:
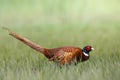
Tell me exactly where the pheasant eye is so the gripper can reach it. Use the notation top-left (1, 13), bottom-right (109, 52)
top-left (86, 46), bottom-right (91, 51)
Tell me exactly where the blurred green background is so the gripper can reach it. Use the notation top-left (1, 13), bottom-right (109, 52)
top-left (0, 0), bottom-right (120, 80)
top-left (0, 0), bottom-right (120, 27)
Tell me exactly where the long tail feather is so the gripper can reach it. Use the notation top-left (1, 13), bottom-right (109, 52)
top-left (2, 27), bottom-right (45, 53)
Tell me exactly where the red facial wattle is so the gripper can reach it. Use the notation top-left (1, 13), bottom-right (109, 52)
top-left (86, 46), bottom-right (92, 52)
top-left (84, 45), bottom-right (94, 52)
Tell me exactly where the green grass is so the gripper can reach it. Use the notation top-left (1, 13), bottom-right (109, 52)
top-left (0, 0), bottom-right (120, 80)
top-left (0, 0), bottom-right (120, 26)
top-left (0, 26), bottom-right (120, 80)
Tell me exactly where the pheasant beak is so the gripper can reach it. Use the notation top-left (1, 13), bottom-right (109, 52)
top-left (91, 48), bottom-right (95, 50)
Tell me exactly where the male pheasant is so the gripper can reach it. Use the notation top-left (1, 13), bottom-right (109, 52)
top-left (3, 27), bottom-right (94, 65)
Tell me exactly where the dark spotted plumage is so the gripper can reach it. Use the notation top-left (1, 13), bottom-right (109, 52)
top-left (45, 47), bottom-right (89, 64)
top-left (3, 27), bottom-right (94, 65)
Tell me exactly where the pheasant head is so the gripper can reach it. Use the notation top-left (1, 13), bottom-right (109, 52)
top-left (82, 45), bottom-right (94, 56)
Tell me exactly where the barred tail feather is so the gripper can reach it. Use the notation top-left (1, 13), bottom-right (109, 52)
top-left (2, 27), bottom-right (45, 53)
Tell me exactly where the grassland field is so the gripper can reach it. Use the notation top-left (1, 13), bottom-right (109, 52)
top-left (0, 0), bottom-right (120, 80)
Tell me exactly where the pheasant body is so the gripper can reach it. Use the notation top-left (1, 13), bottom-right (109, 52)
top-left (3, 27), bottom-right (94, 65)
top-left (42, 47), bottom-right (90, 64)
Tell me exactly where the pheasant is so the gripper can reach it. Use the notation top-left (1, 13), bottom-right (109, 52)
top-left (3, 27), bottom-right (94, 65)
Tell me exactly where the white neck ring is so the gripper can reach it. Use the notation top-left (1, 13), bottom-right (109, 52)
top-left (83, 52), bottom-right (89, 56)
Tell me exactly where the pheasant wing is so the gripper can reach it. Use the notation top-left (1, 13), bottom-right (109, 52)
top-left (49, 48), bottom-right (82, 64)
